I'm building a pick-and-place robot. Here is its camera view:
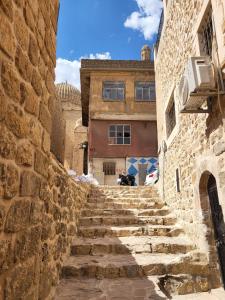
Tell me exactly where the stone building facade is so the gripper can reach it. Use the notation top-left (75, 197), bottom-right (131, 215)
top-left (81, 48), bottom-right (158, 185)
top-left (56, 83), bottom-right (88, 175)
top-left (0, 1), bottom-right (90, 299)
top-left (155, 0), bottom-right (225, 288)
top-left (51, 84), bottom-right (66, 164)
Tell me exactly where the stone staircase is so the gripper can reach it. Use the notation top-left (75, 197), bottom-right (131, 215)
top-left (55, 186), bottom-right (211, 299)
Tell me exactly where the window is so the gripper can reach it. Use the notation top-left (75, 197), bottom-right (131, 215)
top-left (176, 168), bottom-right (181, 193)
top-left (199, 7), bottom-right (213, 57)
top-left (166, 95), bottom-right (176, 137)
top-left (103, 162), bottom-right (116, 175)
top-left (103, 81), bottom-right (125, 100)
top-left (108, 125), bottom-right (131, 145)
top-left (135, 82), bottom-right (156, 101)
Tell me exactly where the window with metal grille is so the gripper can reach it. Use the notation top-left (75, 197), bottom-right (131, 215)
top-left (166, 95), bottom-right (176, 137)
top-left (108, 125), bottom-right (131, 145)
top-left (199, 8), bottom-right (213, 58)
top-left (103, 162), bottom-right (116, 175)
top-left (103, 81), bottom-right (125, 100)
top-left (135, 82), bottom-right (156, 101)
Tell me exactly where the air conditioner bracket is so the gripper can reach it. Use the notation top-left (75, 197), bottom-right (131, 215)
top-left (180, 96), bottom-right (213, 114)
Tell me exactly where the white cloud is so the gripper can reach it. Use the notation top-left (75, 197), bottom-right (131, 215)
top-left (83, 52), bottom-right (111, 60)
top-left (55, 58), bottom-right (81, 89)
top-left (55, 52), bottom-right (111, 90)
top-left (124, 0), bottom-right (163, 40)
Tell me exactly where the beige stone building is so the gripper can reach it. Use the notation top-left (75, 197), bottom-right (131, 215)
top-left (56, 83), bottom-right (88, 174)
top-left (80, 47), bottom-right (158, 185)
top-left (155, 0), bottom-right (225, 288)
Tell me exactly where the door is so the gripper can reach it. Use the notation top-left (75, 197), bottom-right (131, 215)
top-left (139, 164), bottom-right (147, 186)
top-left (83, 145), bottom-right (88, 175)
top-left (207, 175), bottom-right (225, 287)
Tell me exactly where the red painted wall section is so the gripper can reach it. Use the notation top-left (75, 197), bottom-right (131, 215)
top-left (89, 120), bottom-right (158, 158)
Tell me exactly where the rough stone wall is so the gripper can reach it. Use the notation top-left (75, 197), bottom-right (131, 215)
top-left (155, 0), bottom-right (225, 253)
top-left (0, 1), bottom-right (90, 299)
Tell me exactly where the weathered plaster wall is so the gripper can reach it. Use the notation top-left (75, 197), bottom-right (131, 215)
top-left (0, 1), bottom-right (90, 299)
top-left (155, 0), bottom-right (225, 258)
top-left (92, 158), bottom-right (126, 185)
top-left (89, 70), bottom-right (156, 120)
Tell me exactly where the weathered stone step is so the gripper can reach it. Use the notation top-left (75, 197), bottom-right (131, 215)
top-left (81, 207), bottom-right (170, 217)
top-left (89, 191), bottom-right (159, 197)
top-left (71, 236), bottom-right (194, 256)
top-left (89, 192), bottom-right (159, 199)
top-left (54, 276), bottom-right (213, 300)
top-left (87, 197), bottom-right (161, 203)
top-left (93, 186), bottom-right (157, 191)
top-left (54, 277), bottom-right (166, 300)
top-left (78, 225), bottom-right (183, 238)
top-left (85, 201), bottom-right (165, 210)
top-left (62, 253), bottom-right (209, 279)
top-left (79, 215), bottom-right (176, 227)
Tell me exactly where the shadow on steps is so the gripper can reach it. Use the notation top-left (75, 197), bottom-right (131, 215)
top-left (54, 186), bottom-right (210, 300)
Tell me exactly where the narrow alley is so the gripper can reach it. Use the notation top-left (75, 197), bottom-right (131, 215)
top-left (0, 0), bottom-right (225, 299)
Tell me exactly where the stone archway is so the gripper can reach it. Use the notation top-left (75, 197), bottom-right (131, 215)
top-left (199, 171), bottom-right (224, 289)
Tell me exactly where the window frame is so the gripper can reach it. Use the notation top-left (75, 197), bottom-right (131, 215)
top-left (103, 162), bottom-right (116, 176)
top-left (135, 81), bottom-right (156, 102)
top-left (198, 5), bottom-right (213, 58)
top-left (102, 81), bottom-right (125, 101)
top-left (165, 91), bottom-right (176, 138)
top-left (108, 124), bottom-right (131, 145)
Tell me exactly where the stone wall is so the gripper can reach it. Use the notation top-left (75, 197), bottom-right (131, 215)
top-left (155, 0), bottom-right (225, 254)
top-left (0, 1), bottom-right (90, 299)
top-left (62, 104), bottom-right (87, 174)
top-left (51, 93), bottom-right (66, 164)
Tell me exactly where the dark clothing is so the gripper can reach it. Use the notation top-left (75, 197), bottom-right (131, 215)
top-left (119, 174), bottom-right (135, 186)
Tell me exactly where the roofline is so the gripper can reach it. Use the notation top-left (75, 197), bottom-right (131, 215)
top-left (81, 59), bottom-right (154, 72)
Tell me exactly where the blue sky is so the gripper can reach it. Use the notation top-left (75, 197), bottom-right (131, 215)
top-left (55, 0), bottom-right (163, 88)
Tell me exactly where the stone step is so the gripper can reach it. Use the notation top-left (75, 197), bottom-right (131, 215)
top-left (85, 201), bottom-right (165, 210)
top-left (62, 253), bottom-right (209, 279)
top-left (55, 276), bottom-right (212, 300)
top-left (54, 277), bottom-right (166, 300)
top-left (79, 215), bottom-right (176, 227)
top-left (87, 197), bottom-right (161, 203)
top-left (81, 207), bottom-right (170, 217)
top-left (78, 225), bottom-right (183, 238)
top-left (89, 191), bottom-right (159, 196)
top-left (71, 236), bottom-right (195, 256)
top-left (93, 186), bottom-right (157, 191)
top-left (89, 192), bottom-right (159, 199)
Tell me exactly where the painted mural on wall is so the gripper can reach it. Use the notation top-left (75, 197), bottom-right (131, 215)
top-left (126, 157), bottom-right (158, 185)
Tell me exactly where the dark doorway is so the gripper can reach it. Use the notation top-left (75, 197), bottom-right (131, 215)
top-left (83, 142), bottom-right (88, 175)
top-left (207, 175), bottom-right (225, 288)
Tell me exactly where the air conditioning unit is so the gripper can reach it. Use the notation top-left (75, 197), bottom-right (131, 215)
top-left (179, 57), bottom-right (216, 111)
